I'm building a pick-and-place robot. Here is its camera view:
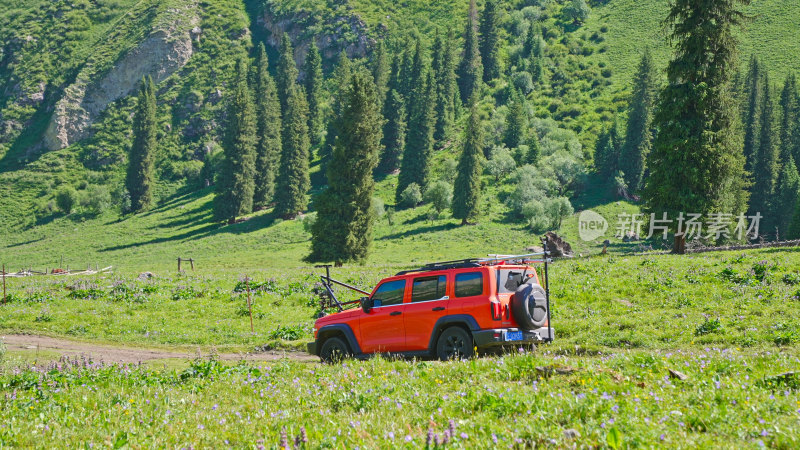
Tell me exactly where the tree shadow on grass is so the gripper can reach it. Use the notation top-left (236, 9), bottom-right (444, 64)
top-left (378, 222), bottom-right (459, 241)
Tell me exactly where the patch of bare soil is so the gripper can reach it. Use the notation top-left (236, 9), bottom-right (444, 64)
top-left (1, 334), bottom-right (316, 364)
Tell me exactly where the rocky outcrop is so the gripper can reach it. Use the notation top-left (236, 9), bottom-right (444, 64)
top-left (254, 2), bottom-right (373, 77)
top-left (43, 3), bottom-right (199, 151)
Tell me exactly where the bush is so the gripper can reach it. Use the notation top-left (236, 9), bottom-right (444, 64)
top-left (523, 200), bottom-right (550, 232)
top-left (512, 71), bottom-right (534, 94)
top-left (486, 146), bottom-right (517, 181)
top-left (424, 181), bottom-right (453, 214)
top-left (371, 197), bottom-right (385, 218)
top-left (55, 186), bottom-right (79, 214)
top-left (440, 158), bottom-right (458, 183)
top-left (508, 165), bottom-right (552, 215)
top-left (545, 196), bottom-right (573, 229)
top-left (399, 183), bottom-right (423, 208)
top-left (85, 185), bottom-right (112, 214)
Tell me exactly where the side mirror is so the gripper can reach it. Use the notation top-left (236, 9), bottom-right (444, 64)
top-left (360, 297), bottom-right (373, 313)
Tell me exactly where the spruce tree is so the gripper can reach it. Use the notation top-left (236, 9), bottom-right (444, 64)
top-left (749, 74), bottom-right (778, 232)
top-left (433, 30), bottom-right (458, 145)
top-left (275, 85), bottom-right (311, 218)
top-left (304, 40), bottom-right (324, 146)
top-left (126, 76), bottom-right (157, 213)
top-left (479, 0), bottom-right (501, 82)
top-left (778, 73), bottom-right (797, 163)
top-left (523, 22), bottom-right (538, 58)
top-left (379, 89), bottom-right (406, 173)
top-left (643, 0), bottom-right (749, 227)
top-left (276, 34), bottom-right (298, 113)
top-left (452, 99), bottom-right (483, 224)
top-left (457, 0), bottom-right (483, 104)
top-left (399, 40), bottom-right (416, 104)
top-left (322, 52), bottom-right (353, 160)
top-left (214, 58), bottom-right (257, 223)
top-left (619, 49), bottom-right (658, 192)
top-left (397, 69), bottom-right (436, 203)
top-left (742, 55), bottom-right (762, 173)
top-left (370, 40), bottom-right (390, 103)
top-left (527, 133), bottom-right (541, 165)
top-left (504, 90), bottom-right (526, 149)
top-left (388, 51), bottom-right (404, 95)
top-left (594, 124), bottom-right (621, 177)
top-left (789, 188), bottom-right (800, 239)
top-left (252, 43), bottom-right (282, 209)
top-left (772, 156), bottom-right (800, 239)
top-left (308, 70), bottom-right (383, 264)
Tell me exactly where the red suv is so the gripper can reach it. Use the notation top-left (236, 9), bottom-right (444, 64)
top-left (307, 254), bottom-right (553, 362)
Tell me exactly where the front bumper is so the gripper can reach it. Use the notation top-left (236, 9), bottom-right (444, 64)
top-left (306, 341), bottom-right (317, 356)
top-left (473, 327), bottom-right (554, 347)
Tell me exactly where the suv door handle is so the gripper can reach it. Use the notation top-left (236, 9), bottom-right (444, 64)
top-left (432, 306), bottom-right (446, 311)
top-left (390, 311), bottom-right (402, 316)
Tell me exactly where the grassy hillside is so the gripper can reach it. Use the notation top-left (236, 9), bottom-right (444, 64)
top-left (584, 0), bottom-right (800, 85)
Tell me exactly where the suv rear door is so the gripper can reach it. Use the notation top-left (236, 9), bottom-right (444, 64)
top-left (359, 279), bottom-right (407, 353)
top-left (403, 273), bottom-right (449, 350)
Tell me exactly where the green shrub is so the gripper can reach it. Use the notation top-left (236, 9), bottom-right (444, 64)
top-left (55, 186), bottom-right (79, 214)
top-left (695, 318), bottom-right (722, 336)
top-left (84, 185), bottom-right (112, 214)
top-left (423, 181), bottom-right (453, 214)
top-left (399, 183), bottom-right (423, 208)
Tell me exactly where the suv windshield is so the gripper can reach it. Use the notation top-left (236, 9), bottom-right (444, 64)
top-left (497, 268), bottom-right (527, 293)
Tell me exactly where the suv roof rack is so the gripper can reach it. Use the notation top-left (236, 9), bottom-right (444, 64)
top-left (395, 258), bottom-right (482, 276)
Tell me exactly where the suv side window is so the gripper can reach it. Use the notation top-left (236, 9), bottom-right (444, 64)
top-left (454, 272), bottom-right (483, 297)
top-left (411, 275), bottom-right (447, 302)
top-left (371, 280), bottom-right (406, 307)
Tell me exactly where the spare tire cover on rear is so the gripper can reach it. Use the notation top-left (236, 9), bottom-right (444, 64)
top-left (511, 281), bottom-right (548, 329)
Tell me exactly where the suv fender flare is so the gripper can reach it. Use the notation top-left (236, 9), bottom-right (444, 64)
top-left (317, 324), bottom-right (362, 355)
top-left (427, 315), bottom-right (480, 352)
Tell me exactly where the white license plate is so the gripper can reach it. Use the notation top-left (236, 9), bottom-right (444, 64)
top-left (505, 331), bottom-right (523, 341)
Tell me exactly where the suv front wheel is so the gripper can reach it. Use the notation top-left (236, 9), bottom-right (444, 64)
top-left (320, 336), bottom-right (351, 363)
top-left (436, 327), bottom-right (474, 361)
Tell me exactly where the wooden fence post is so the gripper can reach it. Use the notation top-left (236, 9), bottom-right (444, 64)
top-left (246, 276), bottom-right (254, 333)
top-left (177, 258), bottom-right (182, 273)
top-left (2, 263), bottom-right (6, 304)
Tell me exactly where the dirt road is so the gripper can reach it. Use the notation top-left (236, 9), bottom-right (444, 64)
top-left (1, 334), bottom-right (316, 364)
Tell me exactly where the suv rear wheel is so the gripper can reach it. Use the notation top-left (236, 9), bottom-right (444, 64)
top-left (436, 327), bottom-right (474, 361)
top-left (320, 337), bottom-right (351, 363)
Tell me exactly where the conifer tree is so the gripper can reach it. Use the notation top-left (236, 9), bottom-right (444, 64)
top-left (126, 76), bottom-right (157, 213)
top-left (276, 34), bottom-right (298, 113)
top-left (214, 59), bottom-right (257, 223)
top-left (643, 0), bottom-right (749, 227)
top-left (388, 51), bottom-right (404, 95)
top-left (504, 90), bottom-right (526, 149)
top-left (452, 99), bottom-right (483, 224)
top-left (742, 55), bottom-right (762, 172)
top-left (322, 52), bottom-right (353, 160)
top-left (457, 0), bottom-right (483, 104)
top-left (619, 49), bottom-right (658, 192)
top-left (308, 70), bottom-right (383, 264)
top-left (397, 69), bottom-right (436, 203)
top-left (527, 133), bottom-right (541, 165)
top-left (594, 122), bottom-right (621, 177)
top-left (275, 85), bottom-right (311, 218)
top-left (750, 74), bottom-right (778, 230)
top-left (523, 22), bottom-right (538, 58)
top-left (399, 40), bottom-right (416, 104)
top-left (304, 40), bottom-right (324, 146)
top-left (433, 30), bottom-right (457, 145)
top-left (371, 40), bottom-right (390, 103)
top-left (778, 73), bottom-right (797, 163)
top-left (772, 156), bottom-right (800, 238)
top-left (479, 0), bottom-right (501, 82)
top-left (379, 89), bottom-right (406, 173)
top-left (789, 189), bottom-right (800, 239)
top-left (252, 43), bottom-right (282, 209)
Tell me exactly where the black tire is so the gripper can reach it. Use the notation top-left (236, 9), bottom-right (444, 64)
top-left (319, 337), bottom-right (350, 363)
top-left (511, 281), bottom-right (548, 329)
top-left (436, 327), bottom-right (474, 361)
